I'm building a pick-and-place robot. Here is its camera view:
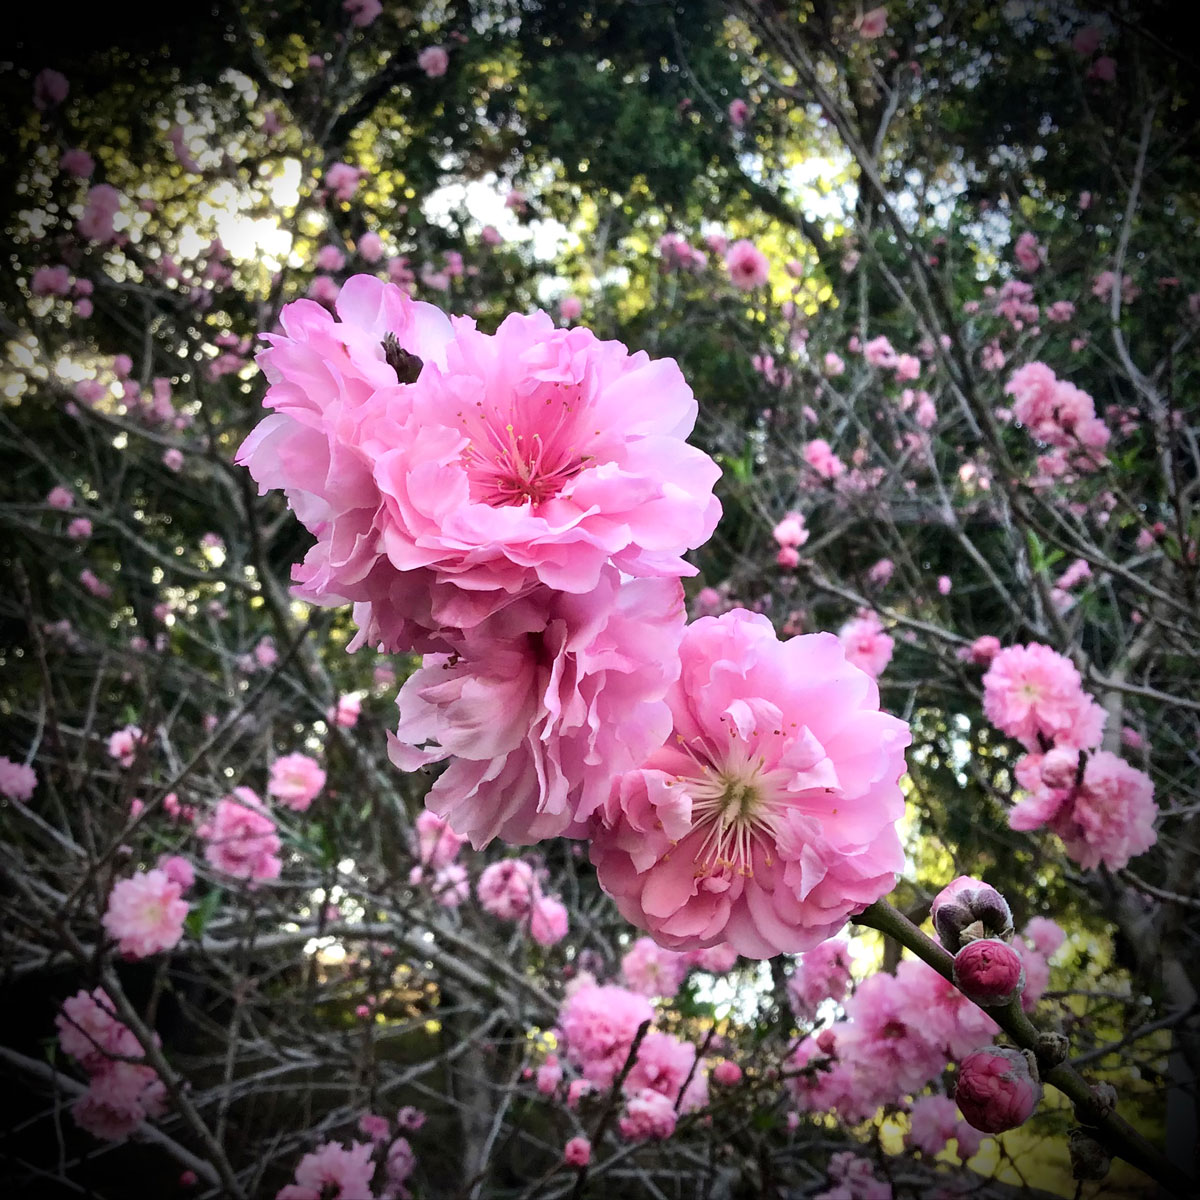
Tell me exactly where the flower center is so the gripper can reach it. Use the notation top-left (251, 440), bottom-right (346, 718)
top-left (683, 757), bottom-right (784, 879)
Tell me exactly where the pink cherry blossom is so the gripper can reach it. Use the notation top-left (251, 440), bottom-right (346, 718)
top-left (330, 694), bottom-right (362, 728)
top-left (823, 352), bottom-right (845, 376)
top-left (389, 572), bottom-right (684, 847)
top-left (268, 753), bottom-right (327, 811)
top-left (725, 239), bottom-right (769, 290)
top-left (57, 988), bottom-right (141, 1071)
top-left (982, 643), bottom-right (1106, 751)
top-left (955, 1047), bottom-right (1041, 1133)
top-left (690, 941), bottom-right (739, 973)
top-left (33, 68), bottom-right (69, 111)
top-left (772, 511), bottom-right (809, 549)
top-left (73, 1061), bottom-right (167, 1141)
top-left (619, 1088), bottom-right (677, 1141)
top-left (324, 162), bottom-right (363, 202)
top-left (856, 8), bottom-right (888, 39)
top-left (343, 0), bottom-right (382, 27)
top-left (530, 893), bottom-right (569, 945)
top-left (202, 788), bottom-right (282, 882)
top-left (277, 1140), bottom-right (376, 1200)
top-left (559, 294), bottom-right (582, 321)
top-left (107, 725), bottom-right (144, 768)
top-left (412, 809), bottom-right (468, 867)
top-left (728, 98), bottom-right (750, 127)
top-left (906, 1093), bottom-right (959, 1156)
top-left (803, 438), bottom-right (845, 480)
top-left (60, 147), bottom-right (95, 177)
top-left (477, 858), bottom-right (538, 920)
top-left (1013, 231), bottom-right (1043, 272)
top-left (862, 335), bottom-right (896, 367)
top-left (837, 610), bottom-right (894, 679)
top-left (559, 983), bottom-right (653, 1087)
top-left (157, 854), bottom-right (196, 891)
top-left (621, 936), bottom-right (691, 997)
top-left (1022, 916), bottom-right (1066, 958)
top-left (788, 938), bottom-right (853, 1021)
top-left (418, 46), bottom-right (450, 77)
top-left (589, 612), bottom-right (910, 958)
top-left (0, 756), bottom-right (37, 801)
top-left (68, 517), bottom-right (93, 539)
top-left (563, 1135), bottom-right (591, 1166)
top-left (102, 869), bottom-right (188, 958)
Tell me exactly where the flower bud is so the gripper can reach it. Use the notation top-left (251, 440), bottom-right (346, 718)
top-left (953, 938), bottom-right (1025, 1006)
top-left (931, 876), bottom-right (1014, 951)
top-left (1035, 1031), bottom-right (1069, 1068)
top-left (955, 1047), bottom-right (1042, 1133)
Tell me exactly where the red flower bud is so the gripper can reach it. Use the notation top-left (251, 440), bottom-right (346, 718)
top-left (955, 1047), bottom-right (1041, 1133)
top-left (953, 938), bottom-right (1025, 1006)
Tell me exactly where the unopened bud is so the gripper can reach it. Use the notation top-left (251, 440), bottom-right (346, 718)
top-left (1035, 1031), bottom-right (1069, 1068)
top-left (953, 938), bottom-right (1025, 1006)
top-left (955, 1046), bottom-right (1042, 1133)
top-left (932, 877), bottom-right (1014, 951)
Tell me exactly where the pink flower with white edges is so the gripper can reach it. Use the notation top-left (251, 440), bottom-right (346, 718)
top-left (788, 938), bottom-right (853, 1021)
top-left (955, 1047), bottom-right (1041, 1133)
top-left (725, 239), bottom-right (769, 289)
top-left (530, 893), bottom-right (569, 945)
top-left (389, 571), bottom-right (684, 847)
top-left (73, 1062), bottom-right (167, 1141)
top-left (277, 1139), bottom-right (376, 1200)
top-left (202, 788), bottom-right (282, 882)
top-left (57, 988), bottom-right (141, 1071)
top-left (476, 858), bottom-right (538, 920)
top-left (239, 277), bottom-right (719, 657)
top-left (559, 983), bottom-right (653, 1087)
top-left (0, 756), bottom-right (37, 801)
top-left (589, 612), bottom-right (910, 958)
top-left (621, 936), bottom-right (691, 997)
top-left (102, 869), bottom-right (188, 958)
top-left (837, 610), bottom-right (894, 679)
top-left (619, 1088), bottom-right (677, 1141)
top-left (982, 643), bottom-right (1106, 751)
top-left (268, 753), bottom-right (326, 811)
top-left (107, 725), bottom-right (144, 768)
top-left (412, 809), bottom-right (468, 867)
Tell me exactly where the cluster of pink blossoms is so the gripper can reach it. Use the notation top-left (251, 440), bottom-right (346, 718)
top-left (983, 644), bottom-right (1157, 869)
top-left (1004, 362), bottom-right (1111, 475)
top-left (56, 989), bottom-right (167, 1141)
top-left (278, 1112), bottom-right (419, 1200)
top-left (239, 281), bottom-right (911, 959)
top-left (619, 935), bottom-right (739, 997)
top-left (200, 786), bottom-right (283, 883)
top-left (407, 809), bottom-right (470, 906)
top-left (476, 858), bottom-right (569, 946)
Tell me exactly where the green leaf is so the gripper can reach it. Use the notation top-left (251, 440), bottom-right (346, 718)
top-left (185, 887), bottom-right (224, 939)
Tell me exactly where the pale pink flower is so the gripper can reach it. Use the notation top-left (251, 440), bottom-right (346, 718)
top-left (823, 352), bottom-right (845, 376)
top-left (619, 1088), bottom-right (677, 1141)
top-left (728, 98), bottom-right (750, 127)
top-left (343, 0), bottom-right (382, 27)
top-left (324, 162), bottom-right (363, 202)
top-left (238, 277), bottom-right (719, 656)
top-left (57, 988), bottom-right (140, 1071)
top-left (358, 1113), bottom-right (390, 1142)
top-left (47, 485), bottom-right (74, 509)
top-left (855, 7), bottom-right (888, 38)
top-left (712, 1059), bottom-right (741, 1086)
top-left (788, 938), bottom-right (853, 1021)
top-left (358, 231), bottom-right (384, 262)
top-left (268, 753), bottom-right (326, 811)
top-left (725, 239), bottom-right (770, 289)
top-left (418, 46), bottom-right (450, 77)
top-left (73, 1062), bottom-right (167, 1141)
top-left (982, 643), bottom-right (1106, 751)
top-left (107, 725), bottom-right (144, 768)
top-left (60, 148), bottom-right (95, 177)
top-left (68, 517), bottom-right (93, 539)
top-left (80, 569), bottom-right (112, 599)
top-left (559, 294), bottom-right (582, 321)
top-left (867, 558), bottom-right (894, 586)
top-left (559, 983), bottom-right (653, 1087)
top-left (432, 863), bottom-right (469, 907)
top-left (621, 937), bottom-right (690, 997)
top-left (937, 575), bottom-right (952, 595)
top-left (530, 893), bottom-right (569, 945)
top-left (564, 1135), bottom-right (591, 1166)
top-left (385, 1136), bottom-right (416, 1195)
top-left (279, 1140), bottom-right (376, 1200)
top-left (477, 858), bottom-right (538, 920)
top-left (162, 448), bottom-right (184, 472)
top-left (893, 353), bottom-right (920, 381)
top-left (1013, 231), bottom-right (1043, 272)
top-left (202, 788), bottom-right (282, 882)
top-left (772, 511), bottom-right (809, 549)
top-left (33, 68), bottom-right (69, 110)
top-left (0, 756), bottom-right (37, 801)
top-left (625, 1031), bottom-right (704, 1110)
top-left (862, 335), bottom-right (896, 367)
top-left (955, 1047), bottom-right (1041, 1133)
top-left (412, 809), bottom-right (468, 867)
top-left (803, 438), bottom-right (845, 480)
top-left (536, 1055), bottom-right (562, 1094)
top-left (331, 694), bottom-right (362, 728)
top-left (690, 941), bottom-right (739, 973)
top-left (156, 855), bottom-right (195, 892)
top-left (388, 571), bottom-right (685, 847)
top-left (1022, 916), bottom-right (1065, 958)
top-left (907, 1093), bottom-right (959, 1156)
top-left (78, 184), bottom-right (122, 242)
top-left (590, 612), bottom-right (910, 958)
top-left (102, 869), bottom-right (188, 958)
top-left (316, 244), bottom-right (346, 272)
top-left (1046, 300), bottom-right (1075, 322)
top-left (837, 610), bottom-right (894, 679)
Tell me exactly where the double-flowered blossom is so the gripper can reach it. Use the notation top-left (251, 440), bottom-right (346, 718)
top-left (276, 1140), bottom-right (376, 1200)
top-left (202, 787), bottom-right (282, 883)
top-left (268, 753), bottom-right (326, 811)
top-left (102, 869), bottom-right (188, 958)
top-left (590, 612), bottom-right (910, 958)
top-left (621, 936), bottom-right (691, 997)
top-left (558, 983), bottom-right (654, 1088)
top-left (787, 937), bottom-right (854, 1021)
top-left (0, 755), bottom-right (37, 801)
top-left (238, 276), bottom-right (720, 657)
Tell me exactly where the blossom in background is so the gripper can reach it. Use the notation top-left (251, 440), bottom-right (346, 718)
top-left (276, 1139), bottom-right (376, 1200)
top-left (477, 858), bottom-right (538, 920)
top-left (621, 936), bottom-right (691, 997)
top-left (268, 753), bottom-right (327, 811)
top-left (0, 756), bottom-right (37, 801)
top-left (855, 7), bottom-right (888, 38)
top-left (107, 725), bottom-right (144, 768)
top-left (788, 938), bottom-right (853, 1021)
top-left (202, 788), bottom-right (282, 883)
top-left (418, 46), bottom-right (450, 77)
top-left (590, 612), bottom-right (910, 958)
top-left (34, 68), bottom-right (70, 110)
top-left (725, 239), bottom-right (769, 289)
top-left (530, 893), bottom-right (569, 946)
top-left (102, 869), bottom-right (188, 958)
top-left (559, 983), bottom-right (653, 1087)
top-left (837, 610), bottom-right (894, 679)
